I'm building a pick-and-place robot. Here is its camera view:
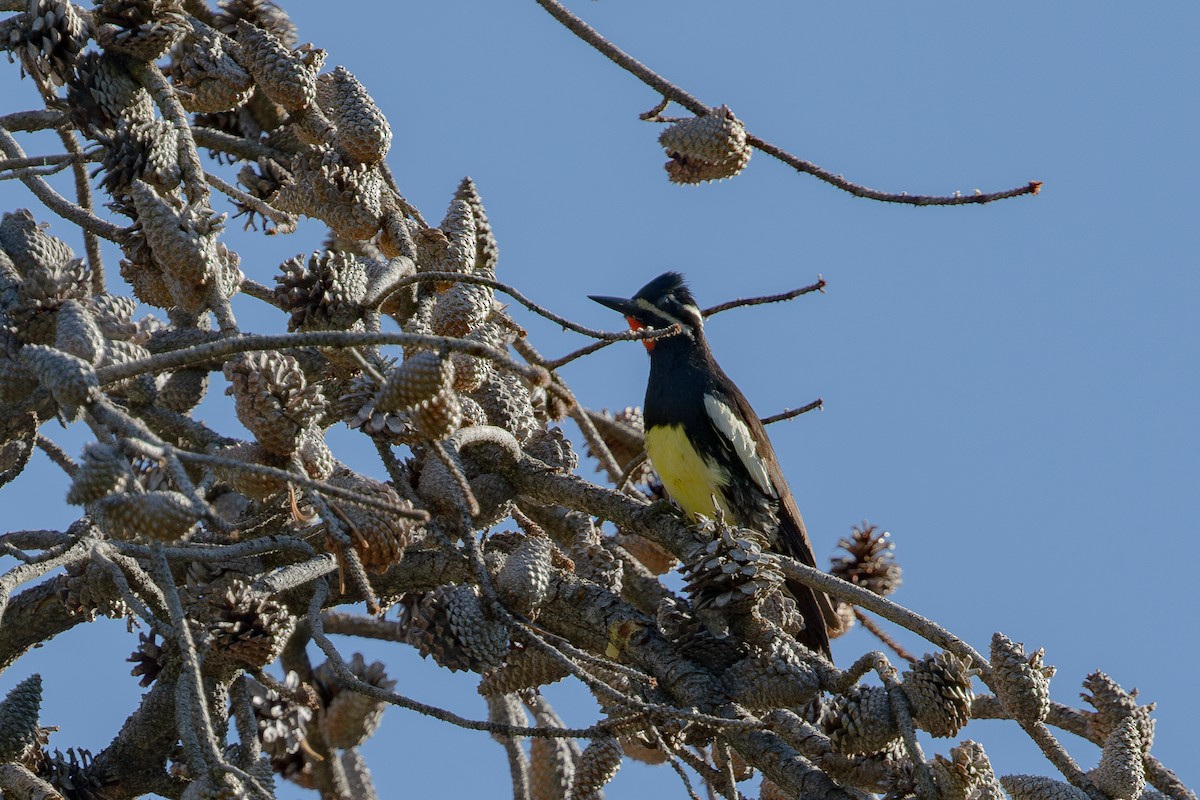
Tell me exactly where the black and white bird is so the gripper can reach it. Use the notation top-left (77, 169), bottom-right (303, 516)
top-left (591, 271), bottom-right (840, 658)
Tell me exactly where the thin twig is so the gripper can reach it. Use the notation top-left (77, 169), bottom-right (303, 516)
top-left (614, 450), bottom-right (648, 492)
top-left (1017, 719), bottom-right (1103, 800)
top-left (777, 554), bottom-right (990, 677)
top-left (95, 330), bottom-right (551, 389)
top-left (205, 170), bottom-right (298, 233)
top-left (239, 278), bottom-right (281, 308)
top-left (544, 338), bottom-right (614, 371)
top-left (35, 434), bottom-right (78, 477)
top-left (0, 152), bottom-right (82, 172)
top-left (852, 608), bottom-right (916, 665)
top-left (0, 123), bottom-right (130, 242)
top-left (546, 278), bottom-right (824, 371)
top-left (147, 543), bottom-right (223, 776)
top-left (701, 277), bottom-right (826, 317)
top-left (192, 126), bottom-right (286, 162)
top-left (167, 447), bottom-right (430, 521)
top-left (650, 732), bottom-right (706, 800)
top-left (759, 399), bottom-right (823, 426)
top-left (53, 123), bottom-right (105, 291)
top-left (308, 489), bottom-right (381, 614)
top-left (304, 579), bottom-right (623, 740)
top-left (747, 133), bottom-right (1043, 206)
top-left (320, 611), bottom-right (408, 642)
top-left (375, 271), bottom-right (679, 342)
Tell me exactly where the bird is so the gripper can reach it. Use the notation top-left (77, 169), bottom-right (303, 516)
top-left (590, 271), bottom-right (841, 658)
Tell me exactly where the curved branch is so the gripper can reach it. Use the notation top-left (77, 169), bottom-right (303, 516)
top-left (534, 0), bottom-right (1039, 205)
top-left (94, 330), bottom-right (552, 388)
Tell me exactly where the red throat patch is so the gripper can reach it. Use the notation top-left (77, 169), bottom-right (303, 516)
top-left (626, 316), bottom-right (654, 351)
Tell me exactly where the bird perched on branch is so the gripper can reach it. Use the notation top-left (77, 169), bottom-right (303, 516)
top-left (591, 272), bottom-right (841, 658)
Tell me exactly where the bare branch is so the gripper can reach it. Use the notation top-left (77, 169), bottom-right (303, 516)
top-left (534, 0), bottom-right (1039, 205)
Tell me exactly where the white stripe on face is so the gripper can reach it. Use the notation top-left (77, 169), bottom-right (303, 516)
top-left (634, 297), bottom-right (683, 327)
top-left (703, 393), bottom-right (777, 498)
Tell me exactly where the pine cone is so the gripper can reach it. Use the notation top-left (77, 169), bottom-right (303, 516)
top-left (1000, 775), bottom-right (1091, 800)
top-left (247, 672), bottom-right (314, 780)
top-left (0, 674), bottom-right (42, 763)
top-left (214, 0), bottom-right (297, 47)
top-left (0, 209), bottom-right (78, 277)
top-left (721, 640), bottom-right (821, 711)
top-left (21, 344), bottom-right (99, 413)
top-left (60, 555), bottom-right (131, 619)
top-left (158, 367), bottom-right (209, 413)
top-left (570, 737), bottom-right (623, 800)
top-left (205, 580), bottom-right (296, 668)
top-left (682, 521), bottom-right (784, 617)
top-left (337, 360), bottom-right (420, 444)
top-left (67, 442), bottom-right (133, 504)
top-left (95, 0), bottom-right (187, 61)
top-left (209, 441), bottom-right (288, 501)
top-left (523, 426), bottom-right (577, 474)
top-left (495, 534), bottom-right (554, 618)
top-left (374, 350), bottom-right (453, 414)
top-left (830, 521), bottom-right (902, 596)
top-left (93, 490), bottom-right (200, 541)
top-left (477, 645), bottom-right (570, 696)
top-left (930, 740), bottom-right (1005, 800)
top-left (233, 19), bottom-right (323, 110)
top-left (224, 350), bottom-right (327, 457)
top-left (407, 584), bottom-right (509, 673)
top-left (1080, 671), bottom-right (1155, 755)
top-left (430, 280), bottom-right (493, 338)
top-left (128, 179), bottom-right (241, 314)
top-left (453, 177), bottom-right (499, 276)
top-left (990, 633), bottom-right (1054, 724)
top-left (315, 66), bottom-right (391, 165)
top-left (127, 632), bottom-right (166, 687)
top-left (169, 24), bottom-right (253, 113)
top-left (65, 51), bottom-right (155, 134)
top-left (40, 748), bottom-right (115, 800)
top-left (822, 685), bottom-right (899, 755)
top-left (14, 0), bottom-right (89, 87)
top-left (325, 469), bottom-right (418, 573)
top-left (1090, 715), bottom-right (1145, 800)
top-left (53, 300), bottom-right (106, 365)
top-left (89, 293), bottom-right (139, 341)
top-left (415, 198), bottom-right (475, 289)
top-left (273, 250), bottom-right (368, 332)
top-left (901, 651), bottom-right (974, 738)
top-left (1, 211), bottom-right (91, 346)
top-left (469, 369), bottom-right (540, 442)
top-left (273, 147), bottom-right (384, 241)
top-left (98, 117), bottom-right (182, 194)
top-left (658, 105), bottom-right (751, 184)
top-left (312, 653), bottom-right (395, 749)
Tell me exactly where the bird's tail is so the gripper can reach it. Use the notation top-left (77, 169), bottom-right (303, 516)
top-left (785, 579), bottom-right (836, 660)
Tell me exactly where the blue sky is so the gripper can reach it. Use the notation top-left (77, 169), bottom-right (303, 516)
top-left (2, 3), bottom-right (1197, 798)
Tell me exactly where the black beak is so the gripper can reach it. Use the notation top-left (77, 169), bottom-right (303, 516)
top-left (588, 294), bottom-right (640, 316)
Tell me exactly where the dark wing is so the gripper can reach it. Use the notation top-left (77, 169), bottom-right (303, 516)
top-left (705, 373), bottom-right (840, 659)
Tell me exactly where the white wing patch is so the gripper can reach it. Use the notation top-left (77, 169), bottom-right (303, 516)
top-left (703, 394), bottom-right (777, 498)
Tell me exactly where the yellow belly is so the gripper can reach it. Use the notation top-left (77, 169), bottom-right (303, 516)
top-left (644, 423), bottom-right (732, 520)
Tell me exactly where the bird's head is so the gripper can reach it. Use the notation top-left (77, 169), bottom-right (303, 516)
top-left (589, 271), bottom-right (703, 352)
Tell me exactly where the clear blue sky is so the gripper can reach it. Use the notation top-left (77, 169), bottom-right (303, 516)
top-left (2, 3), bottom-right (1197, 798)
